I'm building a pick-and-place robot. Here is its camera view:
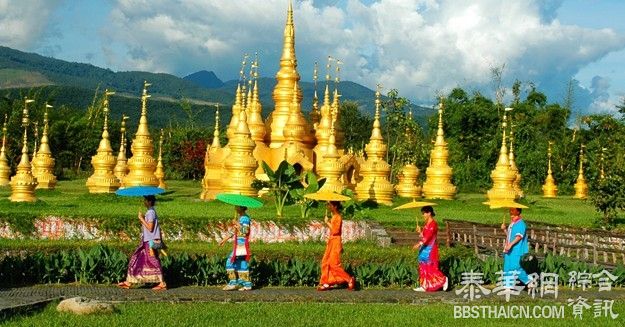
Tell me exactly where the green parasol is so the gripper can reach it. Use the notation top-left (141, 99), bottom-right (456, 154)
top-left (216, 193), bottom-right (263, 208)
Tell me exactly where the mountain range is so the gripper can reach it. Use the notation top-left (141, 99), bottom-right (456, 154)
top-left (0, 46), bottom-right (434, 127)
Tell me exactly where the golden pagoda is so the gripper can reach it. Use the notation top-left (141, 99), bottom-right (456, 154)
top-left (200, 105), bottom-right (227, 200)
top-left (487, 107), bottom-right (517, 202)
top-left (9, 98), bottom-right (38, 202)
top-left (310, 62), bottom-right (320, 130)
top-left (316, 117), bottom-right (344, 194)
top-left (32, 103), bottom-right (57, 189)
top-left (221, 105), bottom-right (258, 196)
top-left (123, 81), bottom-right (159, 187)
top-left (422, 99), bottom-right (457, 199)
top-left (508, 111), bottom-right (523, 198)
top-left (246, 56), bottom-right (271, 179)
top-left (86, 89), bottom-right (120, 193)
top-left (154, 129), bottom-right (166, 189)
top-left (395, 164), bottom-right (422, 198)
top-left (573, 144), bottom-right (588, 199)
top-left (0, 115), bottom-right (11, 186)
top-left (114, 115), bottom-right (129, 185)
top-left (542, 141), bottom-right (558, 198)
top-left (354, 86), bottom-right (394, 205)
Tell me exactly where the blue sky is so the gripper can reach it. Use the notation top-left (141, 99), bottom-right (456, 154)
top-left (1, 0), bottom-right (624, 114)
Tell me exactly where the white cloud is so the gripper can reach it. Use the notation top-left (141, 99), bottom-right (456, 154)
top-left (0, 0), bottom-right (63, 50)
top-left (101, 1), bottom-right (625, 111)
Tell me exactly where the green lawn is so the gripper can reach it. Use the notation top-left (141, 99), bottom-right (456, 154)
top-left (2, 301), bottom-right (623, 327)
top-left (0, 179), bottom-right (615, 231)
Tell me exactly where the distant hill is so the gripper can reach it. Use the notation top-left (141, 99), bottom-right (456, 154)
top-left (183, 70), bottom-right (224, 88)
top-left (0, 46), bottom-right (435, 124)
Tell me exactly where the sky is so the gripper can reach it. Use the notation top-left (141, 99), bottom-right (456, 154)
top-left (1, 0), bottom-right (624, 116)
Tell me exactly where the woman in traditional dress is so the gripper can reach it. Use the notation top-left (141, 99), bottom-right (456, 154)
top-left (317, 201), bottom-right (356, 291)
top-left (412, 205), bottom-right (448, 292)
top-left (220, 205), bottom-right (253, 291)
top-left (501, 206), bottom-right (532, 288)
top-left (117, 195), bottom-right (166, 290)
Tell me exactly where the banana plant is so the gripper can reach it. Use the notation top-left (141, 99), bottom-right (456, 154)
top-left (253, 160), bottom-right (303, 218)
top-left (290, 171), bottom-right (326, 218)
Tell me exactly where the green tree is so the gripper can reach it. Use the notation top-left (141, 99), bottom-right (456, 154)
top-left (338, 101), bottom-right (373, 153)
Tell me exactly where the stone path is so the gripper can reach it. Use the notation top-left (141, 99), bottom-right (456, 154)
top-left (2, 284), bottom-right (625, 313)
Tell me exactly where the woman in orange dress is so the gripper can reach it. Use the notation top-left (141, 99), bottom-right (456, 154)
top-left (317, 201), bottom-right (356, 291)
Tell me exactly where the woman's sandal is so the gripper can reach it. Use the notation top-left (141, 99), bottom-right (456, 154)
top-left (117, 281), bottom-right (131, 289)
top-left (317, 284), bottom-right (331, 291)
top-left (152, 283), bottom-right (167, 291)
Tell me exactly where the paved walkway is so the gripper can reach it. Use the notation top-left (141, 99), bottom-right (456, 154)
top-left (2, 285), bottom-right (625, 313)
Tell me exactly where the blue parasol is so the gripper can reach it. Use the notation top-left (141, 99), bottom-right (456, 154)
top-left (115, 186), bottom-right (165, 197)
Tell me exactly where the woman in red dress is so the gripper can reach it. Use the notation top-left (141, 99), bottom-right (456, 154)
top-left (317, 201), bottom-right (356, 291)
top-left (412, 205), bottom-right (448, 292)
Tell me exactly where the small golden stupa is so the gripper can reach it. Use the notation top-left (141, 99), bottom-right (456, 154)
top-left (355, 86), bottom-right (394, 205)
top-left (422, 99), bottom-right (457, 199)
top-left (32, 103), bottom-right (57, 189)
top-left (573, 144), bottom-right (588, 199)
top-left (395, 164), bottom-right (422, 198)
top-left (123, 81), bottom-right (159, 187)
top-left (508, 112), bottom-right (523, 198)
top-left (114, 115), bottom-right (129, 186)
top-left (200, 105), bottom-right (227, 200)
top-left (154, 129), bottom-right (167, 189)
top-left (221, 105), bottom-right (258, 196)
top-left (316, 116), bottom-right (344, 194)
top-left (487, 107), bottom-right (517, 203)
top-left (0, 115), bottom-right (11, 186)
top-left (86, 89), bottom-right (120, 193)
top-left (9, 98), bottom-right (38, 202)
top-left (542, 141), bottom-right (558, 198)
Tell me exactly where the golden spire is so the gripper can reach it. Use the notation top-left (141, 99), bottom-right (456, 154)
top-left (123, 81), bottom-right (159, 187)
top-left (542, 141), bottom-right (558, 198)
top-left (267, 0), bottom-right (308, 147)
top-left (114, 115), bottom-right (129, 184)
top-left (33, 103), bottom-right (57, 189)
top-left (574, 144), bottom-right (588, 199)
top-left (248, 55), bottom-right (267, 143)
top-left (316, 111), bottom-right (344, 194)
top-left (487, 107), bottom-right (517, 202)
top-left (227, 83), bottom-right (242, 141)
top-left (30, 121), bottom-right (38, 171)
top-left (200, 104), bottom-right (227, 200)
top-left (155, 129), bottom-right (166, 189)
top-left (87, 89), bottom-right (120, 193)
top-left (221, 103), bottom-right (258, 196)
top-left (355, 85), bottom-right (394, 205)
top-left (311, 61), bottom-right (320, 129)
top-left (0, 114), bottom-right (11, 186)
top-left (423, 97), bottom-right (457, 199)
top-left (284, 82), bottom-right (307, 143)
top-left (10, 97), bottom-right (38, 202)
top-left (508, 108), bottom-right (523, 198)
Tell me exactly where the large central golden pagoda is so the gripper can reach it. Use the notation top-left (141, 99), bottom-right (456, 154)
top-left (422, 99), bottom-right (457, 199)
top-left (204, 1), bottom-right (362, 199)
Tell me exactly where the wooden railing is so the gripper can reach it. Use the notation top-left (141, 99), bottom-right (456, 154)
top-left (444, 219), bottom-right (625, 267)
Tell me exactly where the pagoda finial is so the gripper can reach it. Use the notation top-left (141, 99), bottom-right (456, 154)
top-left (371, 84), bottom-right (383, 141)
top-left (0, 113), bottom-right (10, 186)
top-left (212, 104), bottom-right (221, 148)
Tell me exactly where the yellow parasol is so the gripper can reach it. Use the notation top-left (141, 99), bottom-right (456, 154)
top-left (483, 200), bottom-right (529, 225)
top-left (304, 191), bottom-right (351, 202)
top-left (392, 200), bottom-right (438, 232)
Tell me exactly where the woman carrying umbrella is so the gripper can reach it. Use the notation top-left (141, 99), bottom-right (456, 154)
top-left (412, 205), bottom-right (448, 292)
top-left (118, 193), bottom-right (166, 290)
top-left (306, 191), bottom-right (355, 291)
top-left (216, 193), bottom-right (263, 291)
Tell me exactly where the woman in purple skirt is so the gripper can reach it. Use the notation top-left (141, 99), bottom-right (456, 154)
top-left (117, 195), bottom-right (166, 290)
